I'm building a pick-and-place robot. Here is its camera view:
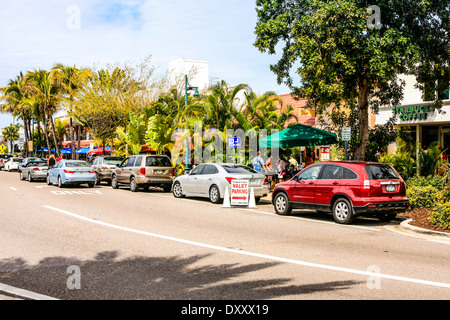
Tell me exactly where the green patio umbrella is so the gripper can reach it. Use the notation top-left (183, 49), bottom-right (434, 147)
top-left (259, 124), bottom-right (337, 148)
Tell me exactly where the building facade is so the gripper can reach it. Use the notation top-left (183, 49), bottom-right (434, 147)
top-left (376, 74), bottom-right (450, 155)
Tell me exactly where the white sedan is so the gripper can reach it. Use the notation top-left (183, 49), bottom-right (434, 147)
top-left (4, 157), bottom-right (23, 171)
top-left (172, 163), bottom-right (269, 203)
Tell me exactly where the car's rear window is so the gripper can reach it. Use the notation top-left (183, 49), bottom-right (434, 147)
top-left (65, 161), bottom-right (90, 167)
top-left (146, 157), bottom-right (172, 167)
top-left (221, 165), bottom-right (257, 174)
top-left (30, 162), bottom-right (47, 167)
top-left (103, 157), bottom-right (123, 165)
top-left (364, 164), bottom-right (399, 180)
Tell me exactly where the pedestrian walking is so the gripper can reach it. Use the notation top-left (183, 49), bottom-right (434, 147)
top-left (252, 151), bottom-right (266, 173)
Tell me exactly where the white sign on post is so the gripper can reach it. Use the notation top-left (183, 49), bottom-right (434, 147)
top-left (231, 180), bottom-right (249, 206)
top-left (342, 127), bottom-right (351, 141)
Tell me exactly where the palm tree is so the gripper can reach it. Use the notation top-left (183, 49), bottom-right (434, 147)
top-left (1, 124), bottom-right (20, 153)
top-left (26, 69), bottom-right (61, 155)
top-left (0, 72), bottom-right (33, 155)
top-left (53, 64), bottom-right (92, 159)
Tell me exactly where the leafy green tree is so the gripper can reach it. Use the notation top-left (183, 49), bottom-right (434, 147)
top-left (71, 67), bottom-right (147, 154)
top-left (254, 0), bottom-right (449, 160)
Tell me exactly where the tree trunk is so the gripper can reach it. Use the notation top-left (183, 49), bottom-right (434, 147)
top-left (77, 124), bottom-right (81, 160)
top-left (49, 114), bottom-right (60, 156)
top-left (354, 78), bottom-right (370, 161)
top-left (70, 117), bottom-right (75, 160)
top-left (42, 106), bottom-right (51, 157)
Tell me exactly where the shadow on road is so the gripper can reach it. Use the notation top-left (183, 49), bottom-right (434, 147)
top-left (0, 251), bottom-right (361, 300)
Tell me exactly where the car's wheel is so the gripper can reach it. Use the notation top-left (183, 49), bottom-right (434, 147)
top-left (28, 172), bottom-right (33, 182)
top-left (20, 171), bottom-right (25, 180)
top-left (209, 185), bottom-right (221, 204)
top-left (163, 185), bottom-right (171, 192)
top-left (46, 174), bottom-right (52, 185)
top-left (273, 192), bottom-right (292, 216)
top-left (88, 182), bottom-right (95, 188)
top-left (95, 173), bottom-right (100, 185)
top-left (130, 177), bottom-right (138, 192)
top-left (111, 174), bottom-right (119, 189)
top-left (332, 198), bottom-right (354, 224)
top-left (173, 181), bottom-right (184, 198)
top-left (58, 176), bottom-right (64, 188)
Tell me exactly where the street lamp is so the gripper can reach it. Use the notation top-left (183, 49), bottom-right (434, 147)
top-left (184, 75), bottom-right (199, 174)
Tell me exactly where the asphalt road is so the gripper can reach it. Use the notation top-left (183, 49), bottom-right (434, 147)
top-left (0, 169), bottom-right (449, 302)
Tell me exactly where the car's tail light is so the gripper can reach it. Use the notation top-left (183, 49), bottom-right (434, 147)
top-left (64, 170), bottom-right (75, 173)
top-left (263, 178), bottom-right (269, 185)
top-left (173, 167), bottom-right (175, 176)
top-left (225, 177), bottom-right (235, 184)
top-left (101, 166), bottom-right (108, 170)
top-left (33, 168), bottom-right (40, 171)
top-left (360, 180), bottom-right (371, 196)
top-left (88, 170), bottom-right (95, 173)
top-left (140, 167), bottom-right (146, 175)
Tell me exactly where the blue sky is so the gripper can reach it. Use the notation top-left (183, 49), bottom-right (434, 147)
top-left (0, 0), bottom-right (294, 129)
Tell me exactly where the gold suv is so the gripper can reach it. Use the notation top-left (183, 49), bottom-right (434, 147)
top-left (111, 155), bottom-right (174, 192)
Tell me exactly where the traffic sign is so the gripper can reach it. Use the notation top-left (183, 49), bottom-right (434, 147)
top-left (342, 127), bottom-right (351, 141)
top-left (228, 137), bottom-right (241, 148)
top-left (231, 179), bottom-right (249, 206)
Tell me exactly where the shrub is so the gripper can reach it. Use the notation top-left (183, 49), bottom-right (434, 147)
top-left (406, 185), bottom-right (439, 208)
top-left (429, 203), bottom-right (450, 230)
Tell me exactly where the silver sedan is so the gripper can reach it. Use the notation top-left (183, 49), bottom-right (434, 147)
top-left (20, 160), bottom-right (49, 182)
top-left (172, 163), bottom-right (269, 204)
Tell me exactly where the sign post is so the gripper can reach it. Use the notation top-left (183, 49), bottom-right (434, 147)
top-left (231, 180), bottom-right (249, 206)
top-left (342, 127), bottom-right (351, 160)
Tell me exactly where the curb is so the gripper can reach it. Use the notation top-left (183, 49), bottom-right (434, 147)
top-left (399, 218), bottom-right (450, 239)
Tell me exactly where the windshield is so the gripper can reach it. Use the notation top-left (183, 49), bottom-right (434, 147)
top-left (103, 157), bottom-right (123, 165)
top-left (65, 161), bottom-right (91, 168)
top-left (13, 158), bottom-right (22, 162)
top-left (364, 164), bottom-right (399, 180)
top-left (221, 165), bottom-right (257, 174)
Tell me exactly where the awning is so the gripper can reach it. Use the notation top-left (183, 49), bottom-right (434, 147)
top-left (259, 124), bottom-right (337, 148)
top-left (86, 147), bottom-right (112, 155)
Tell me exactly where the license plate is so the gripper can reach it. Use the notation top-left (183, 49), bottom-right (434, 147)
top-left (156, 170), bottom-right (163, 174)
top-left (386, 185), bottom-right (395, 192)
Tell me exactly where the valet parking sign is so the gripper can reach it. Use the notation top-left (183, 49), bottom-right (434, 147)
top-left (231, 180), bottom-right (249, 206)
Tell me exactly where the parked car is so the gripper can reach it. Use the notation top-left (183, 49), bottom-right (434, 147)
top-left (91, 155), bottom-right (124, 185)
top-left (0, 154), bottom-right (13, 170)
top-left (172, 163), bottom-right (270, 204)
top-left (111, 154), bottom-right (174, 192)
top-left (4, 157), bottom-right (23, 171)
top-left (46, 160), bottom-right (96, 188)
top-left (271, 161), bottom-right (409, 224)
top-left (19, 157), bottom-right (44, 173)
top-left (20, 160), bottom-right (48, 182)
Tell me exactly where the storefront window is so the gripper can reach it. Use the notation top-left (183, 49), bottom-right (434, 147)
top-left (422, 125), bottom-right (439, 150)
top-left (399, 126), bottom-right (416, 150)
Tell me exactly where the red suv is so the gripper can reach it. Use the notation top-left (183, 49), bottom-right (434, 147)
top-left (272, 161), bottom-right (409, 224)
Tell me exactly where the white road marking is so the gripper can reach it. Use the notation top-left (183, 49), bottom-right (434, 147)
top-left (0, 283), bottom-right (58, 300)
top-left (44, 204), bottom-right (450, 289)
top-left (9, 187), bottom-right (17, 191)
